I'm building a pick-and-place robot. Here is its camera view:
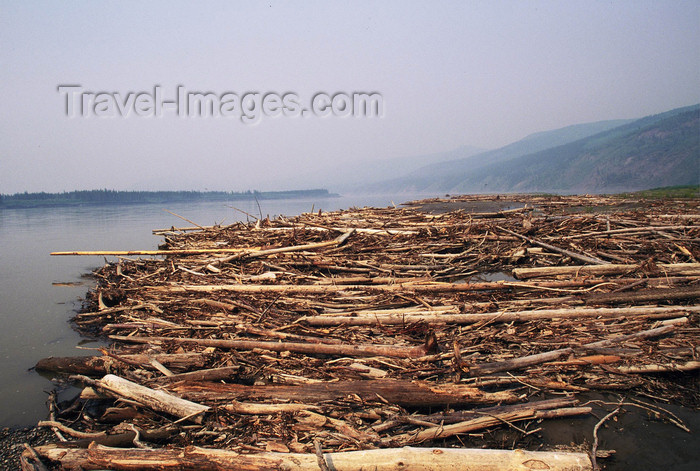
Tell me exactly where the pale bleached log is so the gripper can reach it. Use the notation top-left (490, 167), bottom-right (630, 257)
top-left (616, 360), bottom-right (700, 374)
top-left (50, 230), bottom-right (352, 258)
top-left (28, 444), bottom-right (593, 470)
top-left (299, 305), bottom-right (699, 326)
top-left (388, 407), bottom-right (592, 444)
top-left (108, 335), bottom-right (429, 359)
top-left (556, 224), bottom-right (697, 239)
top-left (497, 226), bottom-right (607, 265)
top-left (78, 374), bottom-right (210, 424)
top-left (35, 352), bottom-right (210, 375)
top-left (145, 278), bottom-right (621, 295)
top-left (513, 263), bottom-right (700, 279)
top-left (224, 401), bottom-right (320, 414)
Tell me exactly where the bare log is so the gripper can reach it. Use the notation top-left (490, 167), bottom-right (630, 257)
top-left (468, 348), bottom-right (574, 376)
top-left (145, 278), bottom-right (629, 295)
top-left (389, 406), bottom-right (592, 444)
top-left (466, 323), bottom-right (683, 376)
top-left (170, 379), bottom-right (519, 407)
top-left (108, 335), bottom-right (429, 359)
top-left (50, 248), bottom-right (253, 256)
top-left (28, 444), bottom-right (593, 470)
top-left (35, 353), bottom-right (210, 375)
top-left (616, 361), bottom-right (700, 374)
top-left (497, 226), bottom-right (607, 265)
top-left (75, 374), bottom-right (210, 424)
top-left (147, 366), bottom-right (240, 384)
top-left (299, 305), bottom-right (699, 326)
top-left (224, 401), bottom-right (321, 414)
top-left (513, 263), bottom-right (700, 279)
top-left (583, 286), bottom-right (700, 304)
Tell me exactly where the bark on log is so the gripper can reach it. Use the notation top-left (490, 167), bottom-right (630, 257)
top-left (513, 263), bottom-right (700, 280)
top-left (299, 305), bottom-right (699, 326)
top-left (28, 444), bottom-right (593, 470)
top-left (169, 379), bottom-right (519, 407)
top-left (108, 335), bottom-right (429, 359)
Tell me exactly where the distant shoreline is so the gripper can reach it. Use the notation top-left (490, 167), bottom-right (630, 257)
top-left (0, 189), bottom-right (339, 209)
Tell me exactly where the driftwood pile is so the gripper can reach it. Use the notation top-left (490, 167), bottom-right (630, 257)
top-left (27, 194), bottom-right (699, 470)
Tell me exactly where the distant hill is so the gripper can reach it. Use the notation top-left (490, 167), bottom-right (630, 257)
top-left (365, 119), bottom-right (633, 193)
top-left (259, 145), bottom-right (486, 193)
top-left (453, 104), bottom-right (700, 193)
top-left (0, 189), bottom-right (337, 209)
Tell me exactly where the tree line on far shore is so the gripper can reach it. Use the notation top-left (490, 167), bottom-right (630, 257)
top-left (0, 189), bottom-right (337, 209)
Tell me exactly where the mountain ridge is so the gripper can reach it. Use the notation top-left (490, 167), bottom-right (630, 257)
top-left (366, 104), bottom-right (699, 194)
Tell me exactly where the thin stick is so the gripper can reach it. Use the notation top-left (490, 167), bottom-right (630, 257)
top-left (227, 205), bottom-right (259, 221)
top-left (163, 209), bottom-right (204, 230)
top-left (591, 405), bottom-right (621, 471)
top-left (314, 440), bottom-right (331, 471)
top-left (253, 194), bottom-right (263, 220)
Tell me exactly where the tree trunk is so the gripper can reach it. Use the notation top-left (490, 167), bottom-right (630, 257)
top-left (169, 379), bottom-right (518, 407)
top-left (298, 305), bottom-right (698, 326)
top-left (77, 374), bottom-right (210, 424)
top-left (513, 263), bottom-right (700, 279)
top-left (27, 444), bottom-right (593, 471)
top-left (35, 353), bottom-right (209, 375)
top-left (108, 335), bottom-right (430, 359)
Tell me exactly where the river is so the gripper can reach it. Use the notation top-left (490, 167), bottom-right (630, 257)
top-left (0, 194), bottom-right (421, 427)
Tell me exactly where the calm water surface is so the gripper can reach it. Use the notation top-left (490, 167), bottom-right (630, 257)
top-left (0, 194), bottom-right (424, 426)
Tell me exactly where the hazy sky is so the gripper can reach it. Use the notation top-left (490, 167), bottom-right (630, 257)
top-left (1, 1), bottom-right (698, 193)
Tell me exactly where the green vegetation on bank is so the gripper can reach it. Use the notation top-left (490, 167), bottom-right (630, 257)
top-left (617, 185), bottom-right (699, 199)
top-left (0, 189), bottom-right (338, 209)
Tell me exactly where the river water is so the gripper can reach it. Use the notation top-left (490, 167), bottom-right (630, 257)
top-left (0, 194), bottom-right (420, 427)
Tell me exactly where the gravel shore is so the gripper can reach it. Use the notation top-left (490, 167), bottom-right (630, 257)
top-left (0, 426), bottom-right (54, 470)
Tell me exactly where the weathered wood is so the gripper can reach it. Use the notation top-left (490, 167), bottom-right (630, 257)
top-left (468, 348), bottom-right (574, 376)
top-left (28, 444), bottom-right (593, 470)
top-left (616, 360), bottom-right (700, 374)
top-left (145, 278), bottom-right (625, 295)
top-left (35, 353), bottom-right (209, 375)
top-left (513, 263), bottom-right (700, 279)
top-left (76, 374), bottom-right (210, 424)
top-left (497, 226), bottom-right (607, 265)
top-left (170, 379), bottom-right (519, 407)
top-left (50, 231), bottom-right (352, 257)
top-left (108, 335), bottom-right (430, 359)
top-left (389, 406), bottom-right (592, 444)
top-left (556, 224), bottom-right (697, 239)
top-left (224, 401), bottom-right (321, 414)
top-left (50, 247), bottom-right (253, 256)
top-left (466, 323), bottom-right (683, 376)
top-left (299, 305), bottom-right (699, 326)
top-left (147, 366), bottom-right (240, 384)
top-left (583, 286), bottom-right (700, 304)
